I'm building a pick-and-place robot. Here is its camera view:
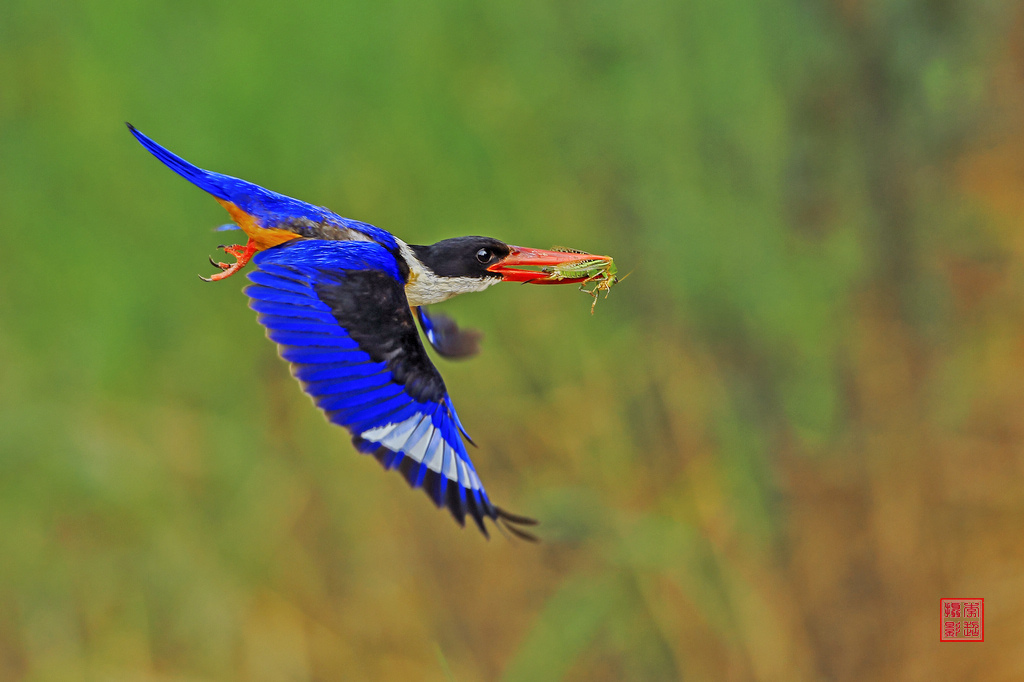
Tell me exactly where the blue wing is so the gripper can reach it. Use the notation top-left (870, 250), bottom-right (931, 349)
top-left (245, 239), bottom-right (535, 539)
top-left (415, 307), bottom-right (483, 359)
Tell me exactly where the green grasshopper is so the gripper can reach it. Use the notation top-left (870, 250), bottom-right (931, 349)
top-left (541, 249), bottom-right (622, 314)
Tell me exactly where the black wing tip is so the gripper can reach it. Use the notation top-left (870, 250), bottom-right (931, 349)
top-left (440, 328), bottom-right (484, 359)
top-left (494, 506), bottom-right (541, 543)
top-left (494, 506), bottom-right (539, 526)
top-left (416, 308), bottom-right (485, 359)
top-left (358, 439), bottom-right (539, 542)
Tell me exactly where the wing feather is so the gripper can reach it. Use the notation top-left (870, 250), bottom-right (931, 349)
top-left (245, 239), bottom-right (536, 539)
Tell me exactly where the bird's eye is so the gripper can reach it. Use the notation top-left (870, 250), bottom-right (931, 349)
top-left (476, 248), bottom-right (493, 264)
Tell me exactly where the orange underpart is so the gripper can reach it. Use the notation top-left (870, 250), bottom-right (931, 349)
top-left (215, 198), bottom-right (301, 250)
top-left (202, 199), bottom-right (301, 282)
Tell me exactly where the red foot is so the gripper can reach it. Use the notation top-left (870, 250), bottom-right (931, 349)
top-left (202, 238), bottom-right (259, 282)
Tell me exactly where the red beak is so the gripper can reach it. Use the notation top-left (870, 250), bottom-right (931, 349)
top-left (487, 245), bottom-right (613, 284)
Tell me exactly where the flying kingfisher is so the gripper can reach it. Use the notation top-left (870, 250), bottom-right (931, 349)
top-left (128, 123), bottom-right (612, 540)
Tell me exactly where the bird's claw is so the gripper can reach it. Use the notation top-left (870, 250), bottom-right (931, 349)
top-left (200, 238), bottom-right (259, 282)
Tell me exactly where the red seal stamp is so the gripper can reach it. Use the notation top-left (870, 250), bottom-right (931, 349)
top-left (940, 598), bottom-right (984, 642)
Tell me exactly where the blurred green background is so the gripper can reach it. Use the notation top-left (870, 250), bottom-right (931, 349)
top-left (3, 0), bottom-right (1024, 679)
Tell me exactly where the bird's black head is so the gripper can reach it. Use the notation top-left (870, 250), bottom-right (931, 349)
top-left (409, 236), bottom-right (512, 280)
top-left (402, 235), bottom-right (611, 306)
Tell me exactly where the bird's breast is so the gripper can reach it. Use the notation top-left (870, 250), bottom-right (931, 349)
top-left (216, 199), bottom-right (299, 250)
top-left (216, 199), bottom-right (378, 249)
top-left (404, 274), bottom-right (498, 306)
top-left (405, 273), bottom-right (453, 307)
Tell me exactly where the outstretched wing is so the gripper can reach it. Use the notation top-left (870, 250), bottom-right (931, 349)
top-left (245, 238), bottom-right (536, 539)
top-left (415, 307), bottom-right (483, 359)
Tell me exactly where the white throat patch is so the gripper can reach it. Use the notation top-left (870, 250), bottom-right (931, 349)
top-left (397, 239), bottom-right (500, 306)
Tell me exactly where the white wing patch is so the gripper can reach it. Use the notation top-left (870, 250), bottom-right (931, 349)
top-left (360, 412), bottom-right (481, 490)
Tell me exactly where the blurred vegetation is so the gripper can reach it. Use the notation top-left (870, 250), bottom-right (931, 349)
top-left (2, 0), bottom-right (1024, 679)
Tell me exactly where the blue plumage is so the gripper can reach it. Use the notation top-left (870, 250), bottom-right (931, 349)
top-left (415, 307), bottom-right (484, 359)
top-left (246, 239), bottom-right (502, 534)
